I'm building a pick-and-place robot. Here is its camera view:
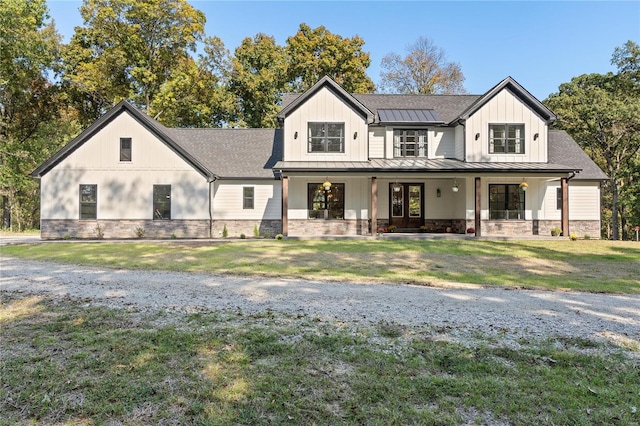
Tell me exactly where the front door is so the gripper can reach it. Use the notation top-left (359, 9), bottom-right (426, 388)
top-left (390, 183), bottom-right (424, 229)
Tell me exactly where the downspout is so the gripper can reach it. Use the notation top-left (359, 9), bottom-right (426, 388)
top-left (208, 176), bottom-right (217, 239)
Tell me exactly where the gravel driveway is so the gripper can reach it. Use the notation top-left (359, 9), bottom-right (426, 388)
top-left (1, 255), bottom-right (638, 348)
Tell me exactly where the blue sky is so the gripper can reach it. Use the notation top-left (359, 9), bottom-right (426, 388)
top-left (47, 0), bottom-right (640, 100)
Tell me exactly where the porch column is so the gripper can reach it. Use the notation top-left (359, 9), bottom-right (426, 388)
top-left (371, 177), bottom-right (377, 235)
top-left (475, 177), bottom-right (482, 237)
top-left (282, 176), bottom-right (288, 237)
top-left (561, 177), bottom-right (569, 237)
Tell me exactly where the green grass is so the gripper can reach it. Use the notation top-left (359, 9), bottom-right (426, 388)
top-left (1, 294), bottom-right (638, 425)
top-left (3, 239), bottom-right (639, 293)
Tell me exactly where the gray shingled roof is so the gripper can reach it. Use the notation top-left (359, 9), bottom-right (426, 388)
top-left (548, 130), bottom-right (607, 180)
top-left (169, 128), bottom-right (282, 179)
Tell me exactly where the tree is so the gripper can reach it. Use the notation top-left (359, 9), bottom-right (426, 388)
top-left (230, 33), bottom-right (288, 128)
top-left (61, 0), bottom-right (206, 122)
top-left (379, 36), bottom-right (465, 94)
top-left (544, 42), bottom-right (640, 240)
top-left (151, 37), bottom-right (239, 128)
top-left (0, 0), bottom-right (75, 230)
top-left (285, 23), bottom-right (374, 93)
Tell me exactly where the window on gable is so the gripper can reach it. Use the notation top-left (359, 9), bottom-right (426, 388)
top-left (153, 185), bottom-right (171, 220)
top-left (489, 184), bottom-right (525, 220)
top-left (489, 124), bottom-right (524, 154)
top-left (79, 184), bottom-right (97, 219)
top-left (120, 137), bottom-right (132, 161)
top-left (243, 187), bottom-right (254, 209)
top-left (393, 129), bottom-right (427, 157)
top-left (308, 122), bottom-right (345, 153)
top-left (307, 183), bottom-right (345, 219)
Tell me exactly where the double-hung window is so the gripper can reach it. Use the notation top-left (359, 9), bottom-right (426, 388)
top-left (489, 124), bottom-right (524, 154)
top-left (393, 129), bottom-right (427, 157)
top-left (153, 185), bottom-right (171, 220)
top-left (307, 183), bottom-right (345, 219)
top-left (243, 187), bottom-right (254, 209)
top-left (489, 184), bottom-right (525, 220)
top-left (120, 137), bottom-right (132, 161)
top-left (79, 184), bottom-right (97, 219)
top-left (308, 122), bottom-right (345, 153)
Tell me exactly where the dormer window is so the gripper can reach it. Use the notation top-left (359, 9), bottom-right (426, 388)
top-left (489, 124), bottom-right (524, 154)
top-left (393, 129), bottom-right (427, 157)
top-left (308, 122), bottom-right (344, 153)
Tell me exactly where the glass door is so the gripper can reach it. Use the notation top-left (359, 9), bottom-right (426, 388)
top-left (389, 183), bottom-right (424, 229)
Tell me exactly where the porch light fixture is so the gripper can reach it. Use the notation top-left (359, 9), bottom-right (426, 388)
top-left (294, 131), bottom-right (298, 139)
top-left (534, 133), bottom-right (539, 141)
top-left (475, 133), bottom-right (480, 141)
top-left (353, 131), bottom-right (358, 139)
top-left (519, 181), bottom-right (528, 191)
top-left (392, 183), bottom-right (402, 192)
top-left (452, 181), bottom-right (459, 192)
top-left (436, 188), bottom-right (441, 198)
top-left (323, 181), bottom-right (332, 191)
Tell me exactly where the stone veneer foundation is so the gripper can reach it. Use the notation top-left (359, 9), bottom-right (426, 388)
top-left (288, 219), bottom-right (370, 236)
top-left (41, 219), bottom-right (282, 240)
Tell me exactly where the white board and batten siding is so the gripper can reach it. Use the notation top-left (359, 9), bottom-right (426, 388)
top-left (212, 181), bottom-right (282, 220)
top-left (543, 181), bottom-right (601, 221)
top-left (465, 89), bottom-right (548, 163)
top-left (283, 87), bottom-right (369, 162)
top-left (40, 111), bottom-right (209, 220)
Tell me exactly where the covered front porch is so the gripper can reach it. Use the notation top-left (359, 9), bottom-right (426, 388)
top-left (280, 173), bottom-right (573, 238)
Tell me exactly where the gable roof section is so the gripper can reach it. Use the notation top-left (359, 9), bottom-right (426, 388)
top-left (31, 101), bottom-right (211, 179)
top-left (548, 130), bottom-right (607, 180)
top-left (457, 76), bottom-right (556, 124)
top-left (168, 128), bottom-right (282, 179)
top-left (276, 76), bottom-right (375, 123)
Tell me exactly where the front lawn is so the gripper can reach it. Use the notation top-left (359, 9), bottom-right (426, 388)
top-left (2, 239), bottom-right (639, 293)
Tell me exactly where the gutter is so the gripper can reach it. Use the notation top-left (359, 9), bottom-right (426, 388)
top-left (208, 176), bottom-right (217, 239)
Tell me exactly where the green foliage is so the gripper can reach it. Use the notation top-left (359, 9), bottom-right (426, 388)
top-left (61, 0), bottom-right (207, 121)
top-left (253, 224), bottom-right (260, 238)
top-left (0, 0), bottom-right (77, 231)
top-left (380, 36), bottom-right (466, 94)
top-left (134, 227), bottom-right (145, 239)
top-left (94, 223), bottom-right (104, 239)
top-left (569, 233), bottom-right (578, 241)
top-left (230, 33), bottom-right (288, 127)
top-left (222, 224), bottom-right (228, 238)
top-left (544, 41), bottom-right (640, 240)
top-left (551, 227), bottom-right (562, 237)
top-left (274, 234), bottom-right (283, 240)
top-left (285, 23), bottom-right (375, 93)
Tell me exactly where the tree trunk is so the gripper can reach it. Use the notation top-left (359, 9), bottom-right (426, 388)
top-left (611, 177), bottom-right (620, 240)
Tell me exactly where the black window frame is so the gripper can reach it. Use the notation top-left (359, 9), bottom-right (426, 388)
top-left (307, 183), bottom-right (345, 220)
top-left (556, 187), bottom-right (563, 210)
top-left (243, 186), bottom-right (255, 210)
top-left (489, 124), bottom-right (525, 154)
top-left (153, 185), bottom-right (171, 220)
top-left (120, 137), bottom-right (132, 162)
top-left (79, 184), bottom-right (97, 220)
top-left (489, 184), bottom-right (525, 220)
top-left (393, 129), bottom-right (428, 157)
top-left (308, 122), bottom-right (345, 153)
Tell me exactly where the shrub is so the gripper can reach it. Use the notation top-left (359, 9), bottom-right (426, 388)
top-left (134, 227), bottom-right (145, 239)
top-left (551, 227), bottom-right (562, 237)
top-left (275, 234), bottom-right (284, 240)
top-left (222, 224), bottom-right (228, 238)
top-left (95, 223), bottom-right (104, 239)
top-left (584, 235), bottom-right (591, 240)
top-left (466, 227), bottom-right (475, 234)
top-left (569, 233), bottom-right (578, 241)
top-left (170, 234), bottom-right (177, 239)
top-left (63, 234), bottom-right (71, 240)
top-left (240, 233), bottom-right (246, 239)
top-left (253, 224), bottom-right (260, 238)
top-left (387, 225), bottom-right (397, 232)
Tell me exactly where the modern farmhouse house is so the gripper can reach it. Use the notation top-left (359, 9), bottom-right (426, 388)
top-left (32, 76), bottom-right (606, 239)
